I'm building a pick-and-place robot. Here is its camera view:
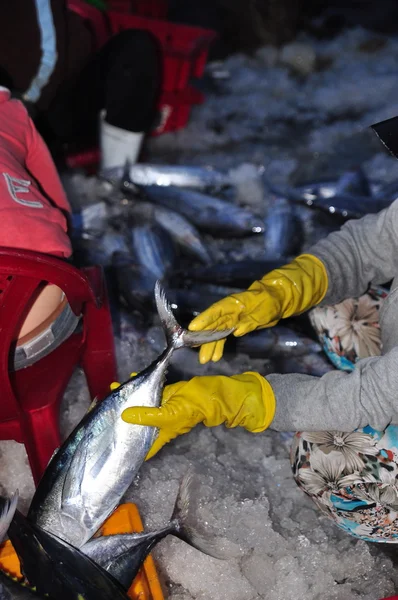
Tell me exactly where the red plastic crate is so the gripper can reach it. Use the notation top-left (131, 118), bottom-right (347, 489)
top-left (65, 147), bottom-right (100, 170)
top-left (106, 0), bottom-right (168, 17)
top-left (106, 0), bottom-right (132, 12)
top-left (131, 0), bottom-right (168, 18)
top-left (153, 86), bottom-right (204, 135)
top-left (106, 12), bottom-right (217, 92)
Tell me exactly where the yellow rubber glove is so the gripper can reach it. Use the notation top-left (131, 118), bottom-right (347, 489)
top-left (121, 372), bottom-right (276, 459)
top-left (189, 254), bottom-right (328, 363)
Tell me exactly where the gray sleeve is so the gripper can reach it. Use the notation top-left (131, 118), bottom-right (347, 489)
top-left (268, 346), bottom-right (398, 432)
top-left (308, 198), bottom-right (398, 305)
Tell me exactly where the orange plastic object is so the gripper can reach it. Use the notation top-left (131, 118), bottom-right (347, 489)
top-left (0, 503), bottom-right (165, 600)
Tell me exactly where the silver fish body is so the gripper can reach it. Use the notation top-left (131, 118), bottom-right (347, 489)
top-left (152, 205), bottom-right (213, 264)
top-left (334, 168), bottom-right (372, 197)
top-left (112, 251), bottom-right (157, 314)
top-left (232, 326), bottom-right (322, 358)
top-left (130, 221), bottom-right (176, 280)
top-left (101, 163), bottom-right (231, 191)
top-left (173, 259), bottom-right (285, 289)
top-left (265, 178), bottom-right (390, 220)
top-left (127, 200), bottom-right (212, 265)
top-left (73, 231), bottom-right (130, 268)
top-left (294, 169), bottom-right (372, 202)
top-left (264, 201), bottom-right (303, 258)
top-left (28, 283), bottom-right (232, 549)
top-left (124, 163), bottom-right (231, 191)
top-left (140, 185), bottom-right (264, 237)
top-left (166, 286), bottom-right (243, 318)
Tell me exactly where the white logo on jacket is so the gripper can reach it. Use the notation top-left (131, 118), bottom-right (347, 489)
top-left (3, 173), bottom-right (43, 208)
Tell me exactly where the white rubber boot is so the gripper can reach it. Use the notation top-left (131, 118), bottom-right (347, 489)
top-left (100, 111), bottom-right (144, 171)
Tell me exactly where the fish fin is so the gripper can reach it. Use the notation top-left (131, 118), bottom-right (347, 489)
top-left (61, 432), bottom-right (91, 511)
top-left (87, 396), bottom-right (99, 413)
top-left (0, 491), bottom-right (18, 543)
top-left (170, 469), bottom-right (241, 560)
top-left (46, 446), bottom-right (60, 468)
top-left (371, 116), bottom-right (398, 159)
top-left (61, 419), bottom-right (120, 515)
top-left (154, 281), bottom-right (234, 349)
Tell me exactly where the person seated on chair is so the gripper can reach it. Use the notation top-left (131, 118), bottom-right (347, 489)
top-left (0, 87), bottom-right (78, 371)
top-left (0, 0), bottom-right (162, 170)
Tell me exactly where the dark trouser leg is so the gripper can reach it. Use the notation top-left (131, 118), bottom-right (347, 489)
top-left (43, 29), bottom-right (162, 145)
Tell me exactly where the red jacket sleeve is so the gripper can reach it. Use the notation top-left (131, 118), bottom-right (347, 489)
top-left (24, 115), bottom-right (71, 216)
top-left (0, 94), bottom-right (72, 258)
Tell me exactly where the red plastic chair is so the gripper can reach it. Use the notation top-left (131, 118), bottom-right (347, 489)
top-left (0, 247), bottom-right (118, 485)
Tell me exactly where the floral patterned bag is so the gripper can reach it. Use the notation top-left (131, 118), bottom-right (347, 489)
top-left (292, 287), bottom-right (398, 542)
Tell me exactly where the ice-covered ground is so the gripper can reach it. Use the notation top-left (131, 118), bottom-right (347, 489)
top-left (3, 25), bottom-right (398, 600)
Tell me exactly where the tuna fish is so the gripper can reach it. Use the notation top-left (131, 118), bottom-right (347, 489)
top-left (7, 505), bottom-right (129, 600)
top-left (82, 470), bottom-right (234, 589)
top-left (112, 251), bottom-right (157, 315)
top-left (264, 176), bottom-right (391, 220)
top-left (229, 326), bottom-right (322, 358)
top-left (172, 259), bottom-right (286, 289)
top-left (264, 200), bottom-right (303, 258)
top-left (166, 285), bottom-right (244, 319)
top-left (136, 185), bottom-right (265, 238)
top-left (333, 168), bottom-right (372, 197)
top-left (127, 200), bottom-right (212, 265)
top-left (129, 219), bottom-right (176, 281)
top-left (28, 283), bottom-right (233, 549)
top-left (103, 163), bottom-right (231, 192)
top-left (151, 205), bottom-right (213, 265)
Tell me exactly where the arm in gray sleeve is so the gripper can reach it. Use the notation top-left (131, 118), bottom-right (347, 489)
top-left (268, 346), bottom-right (398, 432)
top-left (308, 199), bottom-right (398, 305)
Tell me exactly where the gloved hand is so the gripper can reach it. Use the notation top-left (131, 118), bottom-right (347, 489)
top-left (189, 254), bottom-right (328, 363)
top-left (122, 372), bottom-right (276, 459)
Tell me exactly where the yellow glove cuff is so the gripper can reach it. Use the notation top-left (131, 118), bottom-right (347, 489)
top-left (293, 254), bottom-right (329, 307)
top-left (242, 371), bottom-right (276, 432)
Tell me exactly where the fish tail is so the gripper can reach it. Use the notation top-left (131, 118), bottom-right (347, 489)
top-left (0, 491), bottom-right (18, 543)
top-left (154, 281), bottom-right (233, 349)
top-left (170, 469), bottom-right (239, 560)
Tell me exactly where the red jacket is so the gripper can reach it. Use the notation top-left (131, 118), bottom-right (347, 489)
top-left (0, 88), bottom-right (71, 257)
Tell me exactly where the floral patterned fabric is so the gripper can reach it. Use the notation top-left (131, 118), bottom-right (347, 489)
top-left (291, 427), bottom-right (398, 542)
top-left (308, 286), bottom-right (388, 371)
top-left (291, 288), bottom-right (398, 542)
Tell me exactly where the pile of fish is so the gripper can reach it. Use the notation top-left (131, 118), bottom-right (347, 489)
top-left (0, 284), bottom-right (235, 599)
top-left (262, 167), bottom-right (398, 220)
top-left (71, 160), bottom-right (398, 378)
